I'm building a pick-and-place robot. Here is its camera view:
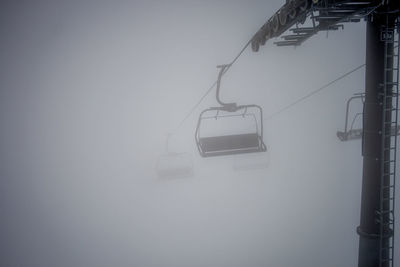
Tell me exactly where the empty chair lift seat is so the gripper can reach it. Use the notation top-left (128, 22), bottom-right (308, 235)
top-left (196, 107), bottom-right (266, 157)
top-left (195, 64), bottom-right (267, 157)
top-left (199, 133), bottom-right (263, 156)
top-left (337, 128), bottom-right (363, 141)
top-left (337, 94), bottom-right (365, 142)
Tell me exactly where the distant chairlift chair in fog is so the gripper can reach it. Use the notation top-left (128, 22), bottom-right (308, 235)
top-left (337, 93), bottom-right (400, 141)
top-left (337, 93), bottom-right (365, 141)
top-left (195, 64), bottom-right (267, 157)
top-left (156, 134), bottom-right (193, 179)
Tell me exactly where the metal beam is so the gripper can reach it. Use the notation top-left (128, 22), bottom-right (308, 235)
top-left (251, 0), bottom-right (380, 50)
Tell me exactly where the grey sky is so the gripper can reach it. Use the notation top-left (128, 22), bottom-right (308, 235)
top-left (0, 1), bottom-right (398, 267)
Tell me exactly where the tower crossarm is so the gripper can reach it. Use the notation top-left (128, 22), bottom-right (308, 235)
top-left (251, 0), bottom-right (383, 50)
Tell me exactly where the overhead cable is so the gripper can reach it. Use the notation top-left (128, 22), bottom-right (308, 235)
top-left (174, 38), bottom-right (254, 132)
top-left (173, 41), bottom-right (365, 132)
top-left (265, 63), bottom-right (366, 120)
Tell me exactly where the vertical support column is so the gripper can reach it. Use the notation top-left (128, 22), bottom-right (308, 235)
top-left (357, 13), bottom-right (395, 267)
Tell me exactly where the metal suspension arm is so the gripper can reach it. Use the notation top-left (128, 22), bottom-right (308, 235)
top-left (215, 64), bottom-right (238, 112)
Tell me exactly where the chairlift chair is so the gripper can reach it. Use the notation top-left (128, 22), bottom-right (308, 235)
top-left (337, 94), bottom-right (365, 141)
top-left (156, 134), bottom-right (193, 179)
top-left (195, 64), bottom-right (267, 157)
top-left (337, 93), bottom-right (400, 141)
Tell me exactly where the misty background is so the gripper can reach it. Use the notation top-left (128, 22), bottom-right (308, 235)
top-left (0, 1), bottom-right (398, 267)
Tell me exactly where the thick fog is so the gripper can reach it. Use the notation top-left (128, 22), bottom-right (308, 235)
top-left (0, 1), bottom-right (399, 267)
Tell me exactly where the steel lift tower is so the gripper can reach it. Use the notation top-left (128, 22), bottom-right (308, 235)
top-left (250, 1), bottom-right (399, 266)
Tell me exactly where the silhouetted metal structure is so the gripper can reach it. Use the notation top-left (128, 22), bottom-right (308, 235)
top-left (337, 93), bottom-right (400, 142)
top-left (337, 93), bottom-right (365, 141)
top-left (250, 1), bottom-right (399, 267)
top-left (195, 64), bottom-right (267, 157)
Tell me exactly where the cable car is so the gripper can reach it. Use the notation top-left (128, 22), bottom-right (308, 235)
top-left (195, 64), bottom-right (267, 157)
top-left (337, 93), bottom-right (365, 141)
top-left (156, 134), bottom-right (193, 179)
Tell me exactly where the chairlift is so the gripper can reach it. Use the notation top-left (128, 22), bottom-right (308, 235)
top-left (337, 93), bottom-right (400, 141)
top-left (195, 64), bottom-right (267, 157)
top-left (156, 134), bottom-right (193, 179)
top-left (337, 93), bottom-right (365, 141)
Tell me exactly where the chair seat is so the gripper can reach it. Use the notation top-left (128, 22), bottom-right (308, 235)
top-left (199, 133), bottom-right (264, 157)
top-left (337, 129), bottom-right (363, 141)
